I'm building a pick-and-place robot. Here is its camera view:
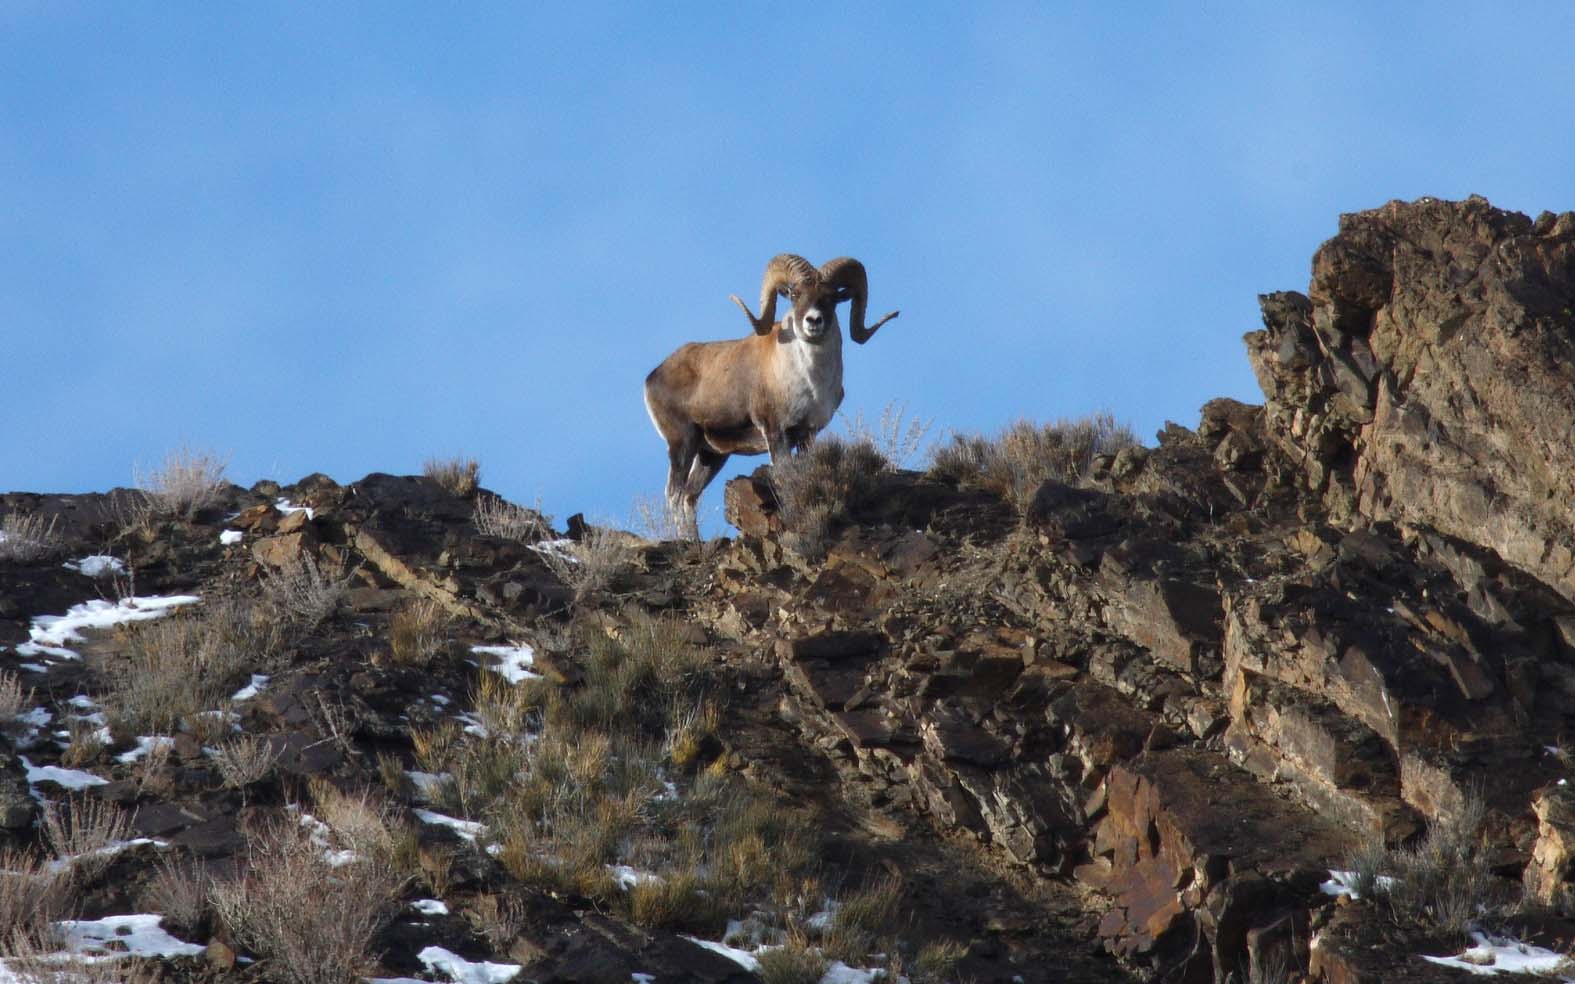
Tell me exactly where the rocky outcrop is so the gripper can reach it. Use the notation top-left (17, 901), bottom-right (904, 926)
top-left (1247, 196), bottom-right (1575, 602)
top-left (700, 198), bottom-right (1575, 981)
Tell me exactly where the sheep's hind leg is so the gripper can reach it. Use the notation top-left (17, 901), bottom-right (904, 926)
top-left (665, 431), bottom-right (701, 537)
top-left (680, 449), bottom-right (728, 540)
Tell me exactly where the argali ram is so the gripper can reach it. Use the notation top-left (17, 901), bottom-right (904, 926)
top-left (643, 254), bottom-right (900, 538)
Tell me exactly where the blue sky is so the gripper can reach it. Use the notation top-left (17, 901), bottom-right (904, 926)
top-left (4, 4), bottom-right (1573, 532)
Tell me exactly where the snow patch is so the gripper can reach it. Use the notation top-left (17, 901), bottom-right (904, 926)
top-left (609, 864), bottom-right (663, 890)
top-left (680, 936), bottom-right (760, 972)
top-left (63, 555), bottom-right (125, 578)
top-left (22, 595), bottom-right (200, 660)
top-left (414, 809), bottom-right (485, 843)
top-left (275, 498), bottom-right (315, 519)
top-left (116, 735), bottom-right (175, 764)
top-left (411, 898), bottom-right (450, 916)
top-left (20, 755), bottom-right (106, 791)
top-left (820, 961), bottom-right (889, 984)
top-left (1421, 931), bottom-right (1568, 976)
top-left (1319, 869), bottom-right (1395, 900)
top-left (56, 913), bottom-right (205, 960)
top-left (232, 674), bottom-right (270, 701)
top-left (47, 837), bottom-right (165, 874)
top-left (406, 771), bottom-right (450, 799)
top-left (528, 539), bottom-right (578, 564)
top-left (417, 946), bottom-right (522, 983)
top-left (472, 643), bottom-right (541, 684)
top-left (220, 529), bottom-right (244, 545)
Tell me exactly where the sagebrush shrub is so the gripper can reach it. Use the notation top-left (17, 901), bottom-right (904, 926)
top-left (769, 436), bottom-right (886, 557)
top-left (929, 412), bottom-right (1139, 510)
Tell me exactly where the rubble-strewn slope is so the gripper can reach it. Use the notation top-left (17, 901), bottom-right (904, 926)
top-left (4, 197), bottom-right (1575, 984)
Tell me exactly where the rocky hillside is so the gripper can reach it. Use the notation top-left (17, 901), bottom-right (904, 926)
top-left (3, 196), bottom-right (1575, 984)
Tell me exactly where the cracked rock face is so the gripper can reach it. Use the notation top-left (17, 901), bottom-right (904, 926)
top-left (1247, 196), bottom-right (1575, 602)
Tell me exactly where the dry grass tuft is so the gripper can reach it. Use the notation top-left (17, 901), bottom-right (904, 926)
top-left (0, 847), bottom-right (71, 950)
top-left (214, 733), bottom-right (283, 790)
top-left (40, 796), bottom-right (134, 882)
top-left (134, 445), bottom-right (228, 520)
top-left (473, 494), bottom-right (551, 542)
top-left (389, 597), bottom-right (450, 667)
top-left (260, 554), bottom-right (352, 629)
top-left (929, 412), bottom-right (1139, 510)
top-left (0, 512), bottom-right (62, 563)
top-left (0, 672), bottom-right (36, 730)
top-left (911, 939), bottom-right (968, 983)
top-left (102, 598), bottom-right (274, 737)
top-left (840, 400), bottom-right (934, 471)
top-left (469, 893), bottom-right (526, 949)
top-left (310, 781), bottom-right (420, 878)
top-left (769, 436), bottom-right (887, 558)
top-left (141, 854), bottom-right (213, 937)
top-left (424, 456), bottom-right (480, 497)
top-left (59, 720), bottom-right (105, 769)
top-left (210, 812), bottom-right (407, 984)
top-left (756, 929), bottom-right (830, 984)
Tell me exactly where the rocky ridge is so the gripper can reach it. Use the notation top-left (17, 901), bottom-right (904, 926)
top-left (1, 197), bottom-right (1575, 983)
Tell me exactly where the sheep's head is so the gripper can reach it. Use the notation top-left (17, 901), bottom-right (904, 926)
top-left (730, 254), bottom-right (900, 344)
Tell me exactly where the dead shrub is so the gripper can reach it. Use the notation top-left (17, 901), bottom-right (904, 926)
top-left (259, 554), bottom-right (351, 629)
top-left (0, 930), bottom-right (164, 984)
top-left (134, 445), bottom-right (228, 520)
top-left (0, 847), bottom-right (71, 949)
top-left (769, 436), bottom-right (886, 557)
top-left (389, 597), bottom-right (450, 667)
top-left (141, 854), bottom-right (213, 938)
top-left (473, 494), bottom-right (551, 542)
top-left (1349, 791), bottom-right (1514, 937)
top-left (210, 814), bottom-right (406, 984)
top-left (1384, 794), bottom-right (1509, 935)
top-left (40, 796), bottom-right (134, 882)
top-left (840, 400), bottom-right (933, 471)
top-left (533, 525), bottom-right (634, 598)
top-left (0, 671), bottom-right (36, 731)
top-left (628, 871), bottom-right (724, 933)
top-left (424, 456), bottom-right (480, 497)
top-left (928, 412), bottom-right (1139, 510)
top-left (214, 733), bottom-right (283, 790)
top-left (0, 512), bottom-right (62, 563)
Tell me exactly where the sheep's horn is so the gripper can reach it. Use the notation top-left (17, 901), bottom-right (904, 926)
top-left (732, 254), bottom-right (818, 334)
top-left (819, 256), bottom-right (898, 344)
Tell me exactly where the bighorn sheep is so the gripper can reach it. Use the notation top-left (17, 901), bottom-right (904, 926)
top-left (643, 254), bottom-right (900, 538)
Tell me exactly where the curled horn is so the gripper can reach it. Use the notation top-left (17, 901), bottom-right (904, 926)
top-left (730, 254), bottom-right (818, 334)
top-left (818, 256), bottom-right (900, 344)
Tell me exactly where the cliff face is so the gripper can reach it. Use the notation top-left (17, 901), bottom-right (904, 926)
top-left (1248, 196), bottom-right (1575, 601)
top-left (3, 197), bottom-right (1575, 984)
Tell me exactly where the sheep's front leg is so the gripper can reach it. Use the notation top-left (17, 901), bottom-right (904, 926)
top-left (764, 429), bottom-right (793, 467)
